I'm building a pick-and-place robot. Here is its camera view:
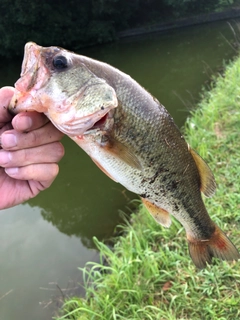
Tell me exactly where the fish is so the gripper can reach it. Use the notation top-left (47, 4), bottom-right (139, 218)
top-left (9, 42), bottom-right (240, 269)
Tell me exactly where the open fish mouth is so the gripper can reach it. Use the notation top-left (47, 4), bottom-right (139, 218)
top-left (85, 113), bottom-right (108, 132)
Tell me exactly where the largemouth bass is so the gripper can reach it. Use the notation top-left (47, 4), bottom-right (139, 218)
top-left (9, 42), bottom-right (239, 269)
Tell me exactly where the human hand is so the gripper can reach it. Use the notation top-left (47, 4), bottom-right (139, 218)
top-left (0, 86), bottom-right (64, 209)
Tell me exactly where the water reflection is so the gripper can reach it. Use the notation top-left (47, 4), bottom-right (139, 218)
top-left (0, 203), bottom-right (99, 320)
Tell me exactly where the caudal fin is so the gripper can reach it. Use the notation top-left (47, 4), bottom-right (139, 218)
top-left (188, 224), bottom-right (240, 269)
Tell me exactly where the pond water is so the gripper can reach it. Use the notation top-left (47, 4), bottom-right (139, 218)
top-left (0, 20), bottom-right (238, 319)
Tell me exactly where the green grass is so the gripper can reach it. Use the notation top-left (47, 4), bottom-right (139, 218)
top-left (56, 56), bottom-right (240, 320)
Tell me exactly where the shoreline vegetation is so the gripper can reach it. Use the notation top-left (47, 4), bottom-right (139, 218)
top-left (1, 1), bottom-right (240, 58)
top-left (56, 52), bottom-right (240, 319)
top-left (118, 6), bottom-right (240, 38)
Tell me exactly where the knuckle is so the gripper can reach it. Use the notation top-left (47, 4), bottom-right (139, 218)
top-left (29, 130), bottom-right (39, 144)
top-left (21, 130), bottom-right (39, 147)
top-left (22, 148), bottom-right (30, 164)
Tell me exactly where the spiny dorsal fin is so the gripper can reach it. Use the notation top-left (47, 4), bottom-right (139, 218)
top-left (141, 198), bottom-right (172, 228)
top-left (189, 146), bottom-right (216, 198)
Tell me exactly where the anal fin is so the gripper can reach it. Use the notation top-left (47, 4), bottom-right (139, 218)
top-left (141, 198), bottom-right (171, 228)
top-left (189, 146), bottom-right (216, 197)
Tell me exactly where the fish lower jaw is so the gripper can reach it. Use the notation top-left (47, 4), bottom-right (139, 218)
top-left (48, 120), bottom-right (86, 136)
top-left (47, 113), bottom-right (109, 137)
top-left (48, 108), bottom-right (114, 137)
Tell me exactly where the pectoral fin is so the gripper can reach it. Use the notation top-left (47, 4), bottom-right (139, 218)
top-left (91, 137), bottom-right (142, 182)
top-left (141, 198), bottom-right (171, 228)
top-left (105, 138), bottom-right (142, 171)
top-left (189, 146), bottom-right (216, 198)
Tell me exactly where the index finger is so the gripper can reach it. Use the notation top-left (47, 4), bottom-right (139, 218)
top-left (0, 87), bottom-right (15, 125)
top-left (12, 111), bottom-right (50, 132)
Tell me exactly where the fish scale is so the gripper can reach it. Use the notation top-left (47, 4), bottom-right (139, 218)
top-left (9, 42), bottom-right (240, 269)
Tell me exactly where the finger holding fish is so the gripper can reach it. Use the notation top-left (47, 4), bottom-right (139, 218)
top-left (1, 121), bottom-right (64, 150)
top-left (0, 141), bottom-right (64, 168)
top-left (11, 111), bottom-right (50, 132)
top-left (5, 163), bottom-right (60, 184)
top-left (0, 85), bottom-right (66, 209)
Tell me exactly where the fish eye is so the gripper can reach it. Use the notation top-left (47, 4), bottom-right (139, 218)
top-left (53, 55), bottom-right (68, 69)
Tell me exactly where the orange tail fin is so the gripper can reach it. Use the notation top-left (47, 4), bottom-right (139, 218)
top-left (187, 224), bottom-right (240, 269)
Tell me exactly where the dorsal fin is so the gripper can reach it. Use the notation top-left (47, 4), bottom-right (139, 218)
top-left (188, 146), bottom-right (216, 198)
top-left (141, 198), bottom-right (172, 228)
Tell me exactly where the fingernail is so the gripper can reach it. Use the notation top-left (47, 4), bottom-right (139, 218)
top-left (5, 167), bottom-right (18, 175)
top-left (0, 151), bottom-right (11, 165)
top-left (2, 133), bottom-right (17, 148)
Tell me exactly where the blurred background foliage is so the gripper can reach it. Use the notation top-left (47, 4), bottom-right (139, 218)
top-left (0, 0), bottom-right (238, 57)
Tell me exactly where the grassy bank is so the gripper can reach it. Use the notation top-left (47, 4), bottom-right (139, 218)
top-left (56, 56), bottom-right (240, 320)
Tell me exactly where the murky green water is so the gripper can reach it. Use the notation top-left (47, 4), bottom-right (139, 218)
top-left (0, 20), bottom-right (237, 319)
